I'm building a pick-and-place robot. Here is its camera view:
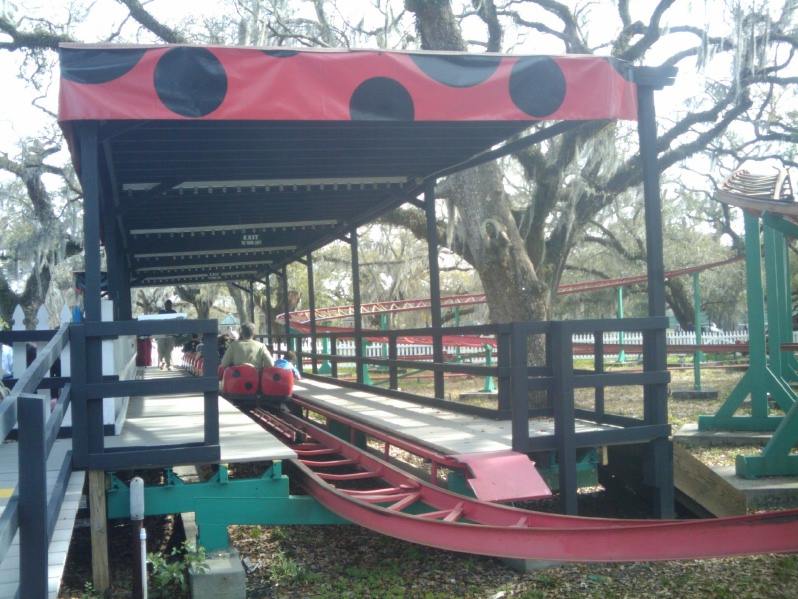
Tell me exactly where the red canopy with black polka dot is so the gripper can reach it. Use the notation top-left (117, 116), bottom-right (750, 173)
top-left (58, 44), bottom-right (638, 124)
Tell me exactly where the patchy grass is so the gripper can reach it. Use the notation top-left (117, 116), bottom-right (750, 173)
top-left (233, 524), bottom-right (798, 598)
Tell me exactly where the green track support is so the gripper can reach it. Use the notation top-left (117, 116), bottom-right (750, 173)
top-left (699, 211), bottom-right (798, 477)
top-left (537, 449), bottom-right (598, 491)
top-left (446, 470), bottom-right (476, 498)
top-left (616, 287), bottom-right (626, 364)
top-left (106, 464), bottom-right (346, 552)
top-left (692, 273), bottom-right (704, 392)
top-left (481, 344), bottom-right (495, 392)
top-left (318, 335), bottom-right (332, 374)
top-left (361, 338), bottom-right (372, 385)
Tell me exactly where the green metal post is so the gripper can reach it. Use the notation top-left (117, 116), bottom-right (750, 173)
top-left (318, 335), bottom-right (332, 375)
top-left (454, 307), bottom-right (461, 361)
top-left (764, 225), bottom-right (784, 379)
top-left (361, 338), bottom-right (372, 385)
top-left (772, 227), bottom-right (798, 381)
top-left (481, 343), bottom-right (495, 392)
top-left (380, 314), bottom-right (388, 367)
top-left (699, 212), bottom-right (795, 434)
top-left (693, 272), bottom-right (703, 390)
top-left (616, 287), bottom-right (626, 364)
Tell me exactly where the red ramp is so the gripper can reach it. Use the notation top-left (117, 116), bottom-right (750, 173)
top-left (448, 450), bottom-right (551, 502)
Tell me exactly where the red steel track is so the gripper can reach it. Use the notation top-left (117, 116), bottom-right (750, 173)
top-left (250, 408), bottom-right (798, 562)
top-left (276, 256), bottom-right (744, 326)
top-left (275, 256), bottom-right (746, 352)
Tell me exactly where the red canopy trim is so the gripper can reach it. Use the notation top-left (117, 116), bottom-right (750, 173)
top-left (58, 44), bottom-right (638, 123)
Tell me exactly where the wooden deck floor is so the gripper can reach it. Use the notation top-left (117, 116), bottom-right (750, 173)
top-left (0, 440), bottom-right (85, 599)
top-left (104, 367), bottom-right (297, 462)
top-left (0, 366), bottom-right (297, 598)
top-left (292, 377), bottom-right (617, 455)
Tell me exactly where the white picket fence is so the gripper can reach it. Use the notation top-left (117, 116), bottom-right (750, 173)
top-left (292, 329), bottom-right (781, 367)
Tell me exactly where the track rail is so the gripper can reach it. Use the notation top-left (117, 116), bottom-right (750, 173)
top-left (250, 408), bottom-right (798, 562)
top-left (276, 256), bottom-right (744, 325)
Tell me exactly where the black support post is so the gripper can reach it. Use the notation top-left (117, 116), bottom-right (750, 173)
top-left (18, 393), bottom-right (48, 599)
top-left (594, 332), bottom-right (605, 423)
top-left (78, 123), bottom-right (105, 457)
top-left (265, 276), bottom-right (273, 351)
top-left (282, 266), bottom-right (290, 353)
top-left (509, 324), bottom-right (529, 453)
top-left (635, 66), bottom-right (677, 519)
top-left (248, 280), bottom-right (255, 323)
top-left (350, 230), bottom-right (364, 384)
top-left (307, 253), bottom-right (317, 374)
top-left (496, 324), bottom-right (512, 419)
top-left (424, 180), bottom-right (445, 399)
top-left (118, 258), bottom-right (132, 321)
top-left (552, 322), bottom-right (578, 515)
top-left (103, 220), bottom-right (120, 319)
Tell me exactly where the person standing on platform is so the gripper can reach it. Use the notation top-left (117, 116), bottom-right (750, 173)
top-left (221, 322), bottom-right (274, 370)
top-left (157, 299), bottom-right (177, 370)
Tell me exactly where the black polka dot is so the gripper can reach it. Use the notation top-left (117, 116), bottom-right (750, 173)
top-left (410, 54), bottom-right (501, 87)
top-left (245, 382), bottom-right (254, 390)
top-left (509, 57), bottom-right (566, 118)
top-left (350, 77), bottom-right (414, 121)
top-left (154, 47), bottom-right (227, 118)
top-left (262, 50), bottom-right (299, 58)
top-left (272, 372), bottom-right (282, 381)
top-left (604, 57), bottom-right (634, 81)
top-left (232, 369), bottom-right (241, 378)
top-left (61, 48), bottom-right (147, 84)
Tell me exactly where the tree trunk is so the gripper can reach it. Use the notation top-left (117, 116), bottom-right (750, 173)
top-left (665, 278), bottom-right (695, 329)
top-left (406, 0), bottom-right (549, 405)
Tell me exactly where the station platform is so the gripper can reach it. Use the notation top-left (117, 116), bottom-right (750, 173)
top-left (105, 366), bottom-right (297, 463)
top-left (291, 377), bottom-right (618, 455)
top-left (0, 440), bottom-right (85, 599)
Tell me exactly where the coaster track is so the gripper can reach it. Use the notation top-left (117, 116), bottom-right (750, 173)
top-left (250, 408), bottom-right (798, 562)
top-left (275, 256), bottom-right (744, 326)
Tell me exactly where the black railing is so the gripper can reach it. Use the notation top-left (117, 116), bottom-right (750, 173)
top-left (509, 318), bottom-right (671, 513)
top-left (0, 318), bottom-right (221, 598)
top-left (281, 316), bottom-right (671, 514)
top-left (71, 319), bottom-right (220, 470)
top-left (0, 324), bottom-right (72, 598)
top-left (268, 323), bottom-right (510, 419)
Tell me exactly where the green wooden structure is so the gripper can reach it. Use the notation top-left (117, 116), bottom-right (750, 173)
top-left (698, 169), bottom-right (798, 478)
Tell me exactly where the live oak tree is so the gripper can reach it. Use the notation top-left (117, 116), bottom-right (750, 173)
top-left (1, 1), bottom-right (796, 362)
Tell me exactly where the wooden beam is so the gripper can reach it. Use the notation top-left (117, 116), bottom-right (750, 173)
top-left (89, 469), bottom-right (110, 592)
top-left (673, 444), bottom-right (747, 517)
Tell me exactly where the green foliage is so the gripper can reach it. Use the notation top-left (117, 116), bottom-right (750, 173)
top-left (268, 550), bottom-right (322, 586)
top-left (268, 526), bottom-right (289, 542)
top-left (79, 581), bottom-right (99, 599)
top-left (147, 541), bottom-right (207, 598)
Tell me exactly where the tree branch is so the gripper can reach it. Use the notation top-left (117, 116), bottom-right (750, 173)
top-left (115, 0), bottom-right (188, 44)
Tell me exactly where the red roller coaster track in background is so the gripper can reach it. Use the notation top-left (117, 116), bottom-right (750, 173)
top-left (277, 256), bottom-right (744, 326)
top-left (274, 256), bottom-right (745, 351)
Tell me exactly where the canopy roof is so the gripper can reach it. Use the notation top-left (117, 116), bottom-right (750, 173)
top-left (59, 44), bottom-right (642, 288)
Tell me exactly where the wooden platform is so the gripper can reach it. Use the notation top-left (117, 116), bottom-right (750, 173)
top-left (0, 440), bottom-right (85, 599)
top-left (292, 377), bottom-right (619, 455)
top-left (105, 367), bottom-right (296, 463)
